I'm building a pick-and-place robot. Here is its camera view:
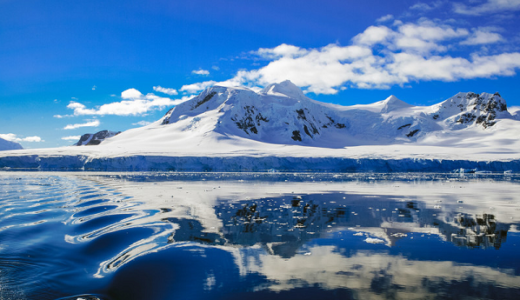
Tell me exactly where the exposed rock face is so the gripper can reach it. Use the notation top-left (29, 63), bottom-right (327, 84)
top-left (231, 105), bottom-right (269, 135)
top-left (435, 92), bottom-right (510, 128)
top-left (449, 213), bottom-right (508, 250)
top-left (75, 130), bottom-right (121, 146)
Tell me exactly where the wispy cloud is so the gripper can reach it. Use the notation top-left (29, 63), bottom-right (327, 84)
top-left (192, 69), bottom-right (210, 75)
top-left (410, 1), bottom-right (445, 11)
top-left (66, 89), bottom-right (193, 116)
top-left (153, 86), bottom-right (178, 95)
top-left (176, 18), bottom-right (520, 94)
top-left (0, 133), bottom-right (43, 142)
top-left (61, 136), bottom-right (81, 141)
top-left (180, 81), bottom-right (217, 94)
top-left (64, 119), bottom-right (100, 130)
top-left (132, 120), bottom-right (153, 126)
top-left (453, 0), bottom-right (520, 15)
top-left (376, 14), bottom-right (393, 23)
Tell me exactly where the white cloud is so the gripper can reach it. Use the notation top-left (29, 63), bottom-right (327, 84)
top-left (353, 26), bottom-right (394, 46)
top-left (176, 19), bottom-right (520, 94)
top-left (121, 88), bottom-right (143, 99)
top-left (61, 136), bottom-right (81, 141)
top-left (410, 1), bottom-right (445, 10)
top-left (180, 81), bottom-right (218, 94)
top-left (92, 85), bottom-right (97, 91)
top-left (64, 119), bottom-right (100, 130)
top-left (460, 28), bottom-right (503, 45)
top-left (256, 43), bottom-right (309, 59)
top-left (453, 0), bottom-right (520, 15)
top-left (0, 133), bottom-right (43, 142)
top-left (354, 20), bottom-right (469, 54)
top-left (153, 86), bottom-right (178, 95)
top-left (132, 120), bottom-right (153, 126)
top-left (66, 89), bottom-right (192, 116)
top-left (212, 66), bottom-right (220, 71)
top-left (192, 69), bottom-right (210, 75)
top-left (394, 21), bottom-right (469, 53)
top-left (376, 14), bottom-right (394, 23)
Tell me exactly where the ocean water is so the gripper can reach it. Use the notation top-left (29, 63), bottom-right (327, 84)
top-left (1, 172), bottom-right (520, 300)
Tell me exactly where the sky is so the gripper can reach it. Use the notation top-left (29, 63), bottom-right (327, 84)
top-left (1, 0), bottom-right (520, 148)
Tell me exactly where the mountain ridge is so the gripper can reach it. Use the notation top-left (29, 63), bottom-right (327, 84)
top-left (153, 81), bottom-right (515, 148)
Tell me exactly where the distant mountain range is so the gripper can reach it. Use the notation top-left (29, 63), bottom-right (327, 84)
top-left (1, 80), bottom-right (520, 171)
top-left (0, 137), bottom-right (22, 151)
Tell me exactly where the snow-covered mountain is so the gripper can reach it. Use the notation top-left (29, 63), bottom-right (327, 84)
top-left (161, 80), bottom-right (350, 145)
top-left (1, 80), bottom-right (519, 171)
top-left (75, 130), bottom-right (120, 146)
top-left (150, 80), bottom-right (516, 147)
top-left (0, 137), bottom-right (23, 151)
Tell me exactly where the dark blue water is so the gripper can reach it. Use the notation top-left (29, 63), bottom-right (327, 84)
top-left (1, 173), bottom-right (519, 300)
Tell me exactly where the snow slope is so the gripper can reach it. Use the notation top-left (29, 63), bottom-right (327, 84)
top-left (1, 81), bottom-right (519, 171)
top-left (0, 137), bottom-right (22, 151)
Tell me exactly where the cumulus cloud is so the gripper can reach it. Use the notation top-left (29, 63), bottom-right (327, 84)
top-left (66, 89), bottom-right (192, 116)
top-left (376, 14), bottom-right (394, 23)
top-left (453, 0), bottom-right (520, 15)
top-left (192, 69), bottom-right (210, 75)
top-left (61, 136), bottom-right (81, 141)
top-left (0, 133), bottom-right (43, 142)
top-left (460, 28), bottom-right (503, 45)
top-left (176, 19), bottom-right (520, 94)
top-left (121, 88), bottom-right (143, 99)
top-left (64, 119), bottom-right (100, 130)
top-left (353, 26), bottom-right (395, 47)
top-left (394, 21), bottom-right (469, 53)
top-left (153, 86), bottom-right (178, 95)
top-left (256, 44), bottom-right (309, 59)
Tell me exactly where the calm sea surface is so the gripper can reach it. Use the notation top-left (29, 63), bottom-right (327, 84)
top-left (0, 172), bottom-right (519, 300)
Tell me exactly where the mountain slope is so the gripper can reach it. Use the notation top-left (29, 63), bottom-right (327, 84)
top-left (0, 137), bottom-right (23, 151)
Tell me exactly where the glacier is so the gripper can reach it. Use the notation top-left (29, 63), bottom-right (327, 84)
top-left (1, 154), bottom-right (520, 172)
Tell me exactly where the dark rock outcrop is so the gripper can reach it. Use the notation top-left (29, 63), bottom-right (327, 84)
top-left (76, 130), bottom-right (120, 146)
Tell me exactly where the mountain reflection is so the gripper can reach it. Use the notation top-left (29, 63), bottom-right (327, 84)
top-left (450, 213), bottom-right (508, 249)
top-left (76, 176), bottom-right (520, 271)
top-left (2, 174), bottom-right (520, 299)
top-left (215, 194), bottom-right (515, 254)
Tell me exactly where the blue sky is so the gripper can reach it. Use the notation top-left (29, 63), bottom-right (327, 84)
top-left (1, 0), bottom-right (520, 148)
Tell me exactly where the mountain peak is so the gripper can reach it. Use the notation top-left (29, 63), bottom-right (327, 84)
top-left (261, 80), bottom-right (306, 99)
top-left (381, 95), bottom-right (413, 113)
